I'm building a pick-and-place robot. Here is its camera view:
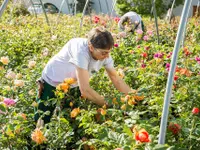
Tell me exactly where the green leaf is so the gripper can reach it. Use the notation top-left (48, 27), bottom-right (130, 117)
top-left (108, 131), bottom-right (119, 140)
top-left (123, 125), bottom-right (133, 137)
top-left (117, 133), bottom-right (126, 145)
top-left (153, 144), bottom-right (171, 150)
top-left (0, 104), bottom-right (6, 113)
top-left (44, 111), bottom-right (50, 115)
top-left (60, 118), bottom-right (69, 124)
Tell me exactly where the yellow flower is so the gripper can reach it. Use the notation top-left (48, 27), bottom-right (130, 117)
top-left (99, 108), bottom-right (106, 116)
top-left (0, 56), bottom-right (9, 65)
top-left (16, 73), bottom-right (22, 79)
top-left (14, 80), bottom-right (24, 87)
top-left (18, 113), bottom-right (27, 120)
top-left (121, 104), bottom-right (126, 110)
top-left (6, 129), bottom-right (14, 137)
top-left (61, 83), bottom-right (69, 90)
top-left (120, 97), bottom-right (125, 103)
top-left (28, 61), bottom-right (36, 68)
top-left (126, 95), bottom-right (137, 106)
top-left (63, 88), bottom-right (68, 93)
top-left (71, 108), bottom-right (80, 118)
top-left (112, 98), bottom-right (118, 105)
top-left (31, 101), bottom-right (38, 107)
top-left (0, 66), bottom-right (4, 70)
top-left (56, 84), bottom-right (61, 91)
top-left (31, 128), bottom-right (46, 144)
top-left (0, 96), bottom-right (4, 102)
top-left (56, 83), bottom-right (70, 93)
top-left (156, 58), bottom-right (162, 64)
top-left (4, 86), bottom-right (11, 91)
top-left (69, 102), bottom-right (73, 107)
top-left (102, 104), bottom-right (107, 109)
top-left (134, 95), bottom-right (145, 101)
top-left (28, 90), bottom-right (35, 96)
top-left (64, 78), bottom-right (77, 85)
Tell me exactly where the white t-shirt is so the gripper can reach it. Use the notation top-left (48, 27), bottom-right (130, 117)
top-left (118, 11), bottom-right (142, 30)
top-left (42, 38), bottom-right (114, 87)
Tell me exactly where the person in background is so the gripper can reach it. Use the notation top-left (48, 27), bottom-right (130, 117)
top-left (35, 27), bottom-right (135, 124)
top-left (118, 11), bottom-right (145, 33)
top-left (165, 8), bottom-right (175, 23)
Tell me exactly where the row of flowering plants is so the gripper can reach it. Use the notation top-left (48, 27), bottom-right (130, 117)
top-left (0, 12), bottom-right (200, 149)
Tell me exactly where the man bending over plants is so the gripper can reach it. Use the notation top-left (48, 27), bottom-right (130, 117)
top-left (34, 27), bottom-right (134, 124)
top-left (118, 11), bottom-right (145, 33)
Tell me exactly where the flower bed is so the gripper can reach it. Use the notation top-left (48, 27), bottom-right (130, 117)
top-left (0, 14), bottom-right (199, 149)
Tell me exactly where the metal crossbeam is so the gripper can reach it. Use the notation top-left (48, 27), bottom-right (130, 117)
top-left (98, 0), bottom-right (102, 14)
top-left (169, 0), bottom-right (176, 23)
top-left (38, 0), bottom-right (49, 25)
top-left (79, 0), bottom-right (90, 33)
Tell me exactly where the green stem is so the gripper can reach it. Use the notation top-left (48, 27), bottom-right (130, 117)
top-left (189, 117), bottom-right (196, 150)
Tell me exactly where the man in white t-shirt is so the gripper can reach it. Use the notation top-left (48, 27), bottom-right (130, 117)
top-left (35, 27), bottom-right (133, 124)
top-left (118, 11), bottom-right (145, 32)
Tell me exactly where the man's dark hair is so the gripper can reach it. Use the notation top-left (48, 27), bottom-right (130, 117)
top-left (88, 27), bottom-right (114, 50)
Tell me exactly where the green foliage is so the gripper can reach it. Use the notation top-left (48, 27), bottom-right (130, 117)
top-left (11, 4), bottom-right (30, 17)
top-left (116, 0), bottom-right (184, 17)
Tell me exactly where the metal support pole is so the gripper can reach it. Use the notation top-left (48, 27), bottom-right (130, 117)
top-left (0, 0), bottom-right (9, 19)
top-left (108, 0), bottom-right (116, 31)
top-left (79, 0), bottom-right (90, 31)
top-left (74, 0), bottom-right (77, 15)
top-left (158, 0), bottom-right (192, 144)
top-left (56, 0), bottom-right (65, 24)
top-left (152, 0), bottom-right (160, 44)
top-left (150, 0), bottom-right (154, 21)
top-left (29, 0), bottom-right (37, 18)
top-left (182, 1), bottom-right (192, 48)
top-left (105, 0), bottom-right (109, 15)
top-left (58, 0), bottom-right (65, 14)
top-left (65, 0), bottom-right (70, 14)
top-left (8, 0), bottom-right (17, 22)
top-left (38, 0), bottom-right (50, 25)
top-left (98, 0), bottom-right (102, 14)
top-left (110, 0), bottom-right (116, 17)
top-left (88, 1), bottom-right (92, 24)
top-left (169, 0), bottom-right (176, 23)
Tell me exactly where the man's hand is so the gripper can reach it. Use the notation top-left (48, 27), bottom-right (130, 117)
top-left (76, 67), bottom-right (107, 106)
top-left (106, 67), bottom-right (132, 94)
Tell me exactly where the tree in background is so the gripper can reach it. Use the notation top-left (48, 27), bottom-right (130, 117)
top-left (0, 0), bottom-right (30, 18)
top-left (116, 0), bottom-right (184, 17)
top-left (69, 0), bottom-right (94, 15)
